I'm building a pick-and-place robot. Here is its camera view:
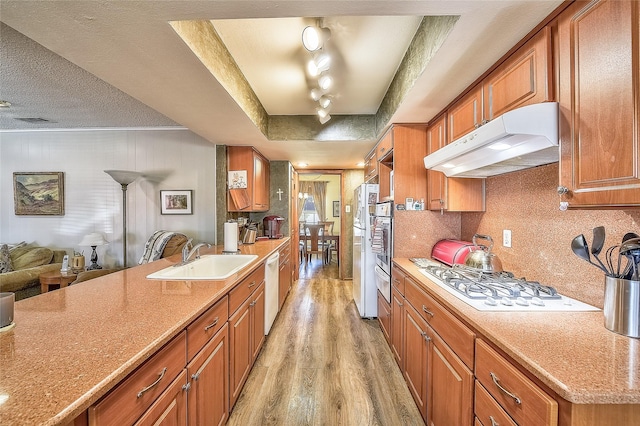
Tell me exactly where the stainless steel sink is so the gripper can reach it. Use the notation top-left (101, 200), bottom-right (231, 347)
top-left (146, 254), bottom-right (258, 280)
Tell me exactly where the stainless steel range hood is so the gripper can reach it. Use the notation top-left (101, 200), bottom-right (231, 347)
top-left (423, 102), bottom-right (559, 178)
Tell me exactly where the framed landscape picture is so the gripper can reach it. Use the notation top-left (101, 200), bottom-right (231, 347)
top-left (13, 172), bottom-right (65, 216)
top-left (161, 190), bottom-right (193, 215)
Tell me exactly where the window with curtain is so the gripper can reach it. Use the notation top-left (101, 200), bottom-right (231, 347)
top-left (298, 181), bottom-right (328, 223)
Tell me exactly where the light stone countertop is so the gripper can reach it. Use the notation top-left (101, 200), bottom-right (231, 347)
top-left (0, 239), bottom-right (288, 426)
top-left (394, 258), bottom-right (640, 405)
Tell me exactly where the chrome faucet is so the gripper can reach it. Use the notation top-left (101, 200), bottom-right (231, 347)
top-left (180, 239), bottom-right (211, 265)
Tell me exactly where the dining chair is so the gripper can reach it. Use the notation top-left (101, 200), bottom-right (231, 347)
top-left (303, 223), bottom-right (326, 264)
top-left (319, 221), bottom-right (336, 264)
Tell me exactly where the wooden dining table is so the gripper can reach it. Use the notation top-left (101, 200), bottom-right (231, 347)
top-left (299, 225), bottom-right (339, 265)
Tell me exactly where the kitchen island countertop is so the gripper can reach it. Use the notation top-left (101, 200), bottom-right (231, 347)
top-left (0, 239), bottom-right (288, 426)
top-left (394, 258), bottom-right (640, 405)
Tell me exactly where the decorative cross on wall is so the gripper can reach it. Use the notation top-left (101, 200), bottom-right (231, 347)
top-left (276, 188), bottom-right (284, 201)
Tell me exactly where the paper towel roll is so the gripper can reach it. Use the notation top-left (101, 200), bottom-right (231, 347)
top-left (224, 222), bottom-right (239, 252)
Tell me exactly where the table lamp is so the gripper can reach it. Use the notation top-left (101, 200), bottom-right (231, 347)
top-left (79, 232), bottom-right (109, 270)
top-left (104, 170), bottom-right (142, 268)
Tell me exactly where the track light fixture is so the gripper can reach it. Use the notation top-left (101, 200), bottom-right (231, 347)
top-left (318, 74), bottom-right (333, 91)
top-left (318, 95), bottom-right (331, 109)
top-left (302, 25), bottom-right (331, 51)
top-left (302, 19), bottom-right (334, 124)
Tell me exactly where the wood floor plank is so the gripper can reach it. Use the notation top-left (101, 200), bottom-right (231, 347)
top-left (228, 259), bottom-right (424, 425)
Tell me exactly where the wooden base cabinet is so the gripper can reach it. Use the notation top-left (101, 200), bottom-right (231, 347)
top-left (427, 329), bottom-right (474, 426)
top-left (403, 303), bottom-right (430, 419)
top-left (134, 370), bottom-right (188, 426)
top-left (279, 244), bottom-right (292, 310)
top-left (229, 281), bottom-right (265, 408)
top-left (557, 0), bottom-right (640, 207)
top-left (187, 324), bottom-right (229, 426)
top-left (377, 291), bottom-right (391, 344)
top-left (390, 286), bottom-right (404, 368)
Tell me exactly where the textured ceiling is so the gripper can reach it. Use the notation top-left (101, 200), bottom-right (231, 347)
top-left (0, 1), bottom-right (564, 169)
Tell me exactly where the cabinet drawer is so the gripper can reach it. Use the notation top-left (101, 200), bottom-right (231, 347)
top-left (475, 339), bottom-right (557, 426)
top-left (187, 296), bottom-right (229, 361)
top-left (280, 244), bottom-right (291, 259)
top-left (475, 380), bottom-right (517, 426)
top-left (404, 276), bottom-right (475, 368)
top-left (391, 266), bottom-right (406, 295)
top-left (229, 265), bottom-right (265, 315)
top-left (89, 331), bottom-right (187, 426)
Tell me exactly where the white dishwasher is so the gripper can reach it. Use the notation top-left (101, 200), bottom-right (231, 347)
top-left (264, 251), bottom-right (280, 335)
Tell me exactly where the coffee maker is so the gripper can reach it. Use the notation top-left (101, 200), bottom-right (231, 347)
top-left (263, 216), bottom-right (285, 239)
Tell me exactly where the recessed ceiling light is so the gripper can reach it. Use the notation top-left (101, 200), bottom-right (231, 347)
top-left (0, 100), bottom-right (11, 108)
top-left (356, 162), bottom-right (365, 167)
top-left (298, 162), bottom-right (308, 168)
top-left (442, 163), bottom-right (456, 169)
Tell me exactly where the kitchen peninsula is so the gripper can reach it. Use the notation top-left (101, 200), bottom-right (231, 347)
top-left (0, 239), bottom-right (288, 425)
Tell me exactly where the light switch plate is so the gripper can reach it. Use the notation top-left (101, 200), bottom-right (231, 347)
top-left (345, 205), bottom-right (350, 213)
top-left (503, 230), bottom-right (512, 248)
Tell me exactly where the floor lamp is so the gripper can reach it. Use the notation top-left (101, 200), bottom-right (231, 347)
top-left (105, 170), bottom-right (142, 268)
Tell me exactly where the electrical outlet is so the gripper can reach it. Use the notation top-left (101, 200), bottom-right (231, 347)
top-left (503, 229), bottom-right (512, 248)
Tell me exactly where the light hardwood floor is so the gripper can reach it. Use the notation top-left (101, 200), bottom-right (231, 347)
top-left (227, 258), bottom-right (424, 425)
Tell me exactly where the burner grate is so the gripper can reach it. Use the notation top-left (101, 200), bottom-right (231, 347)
top-left (423, 263), bottom-right (560, 300)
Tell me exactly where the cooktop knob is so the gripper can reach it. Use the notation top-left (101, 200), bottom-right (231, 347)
top-left (500, 297), bottom-right (514, 306)
top-left (484, 296), bottom-right (498, 306)
top-left (531, 296), bottom-right (545, 306)
top-left (515, 297), bottom-right (529, 306)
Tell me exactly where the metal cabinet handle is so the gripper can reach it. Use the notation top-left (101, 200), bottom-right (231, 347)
top-left (248, 280), bottom-right (256, 288)
top-left (204, 317), bottom-right (219, 331)
top-left (182, 382), bottom-right (191, 392)
top-left (490, 372), bottom-right (522, 405)
top-left (250, 300), bottom-right (256, 307)
top-left (557, 186), bottom-right (569, 195)
top-left (489, 415), bottom-right (499, 426)
top-left (422, 305), bottom-right (434, 317)
top-left (137, 367), bottom-right (167, 398)
top-left (420, 331), bottom-right (431, 342)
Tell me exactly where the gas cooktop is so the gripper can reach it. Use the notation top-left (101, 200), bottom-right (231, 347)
top-left (410, 258), bottom-right (599, 312)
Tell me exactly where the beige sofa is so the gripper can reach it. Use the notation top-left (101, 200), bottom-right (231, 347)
top-left (0, 246), bottom-right (68, 300)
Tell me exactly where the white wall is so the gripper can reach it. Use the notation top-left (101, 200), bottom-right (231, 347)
top-left (0, 128), bottom-right (217, 268)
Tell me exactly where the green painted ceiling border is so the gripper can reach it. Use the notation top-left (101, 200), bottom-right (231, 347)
top-left (170, 15), bottom-right (458, 142)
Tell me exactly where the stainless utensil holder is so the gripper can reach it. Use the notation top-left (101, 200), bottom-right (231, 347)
top-left (604, 276), bottom-right (640, 338)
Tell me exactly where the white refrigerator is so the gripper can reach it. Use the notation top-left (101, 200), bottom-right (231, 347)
top-left (353, 183), bottom-right (379, 318)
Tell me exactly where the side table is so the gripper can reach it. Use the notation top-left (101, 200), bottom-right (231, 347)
top-left (39, 270), bottom-right (78, 293)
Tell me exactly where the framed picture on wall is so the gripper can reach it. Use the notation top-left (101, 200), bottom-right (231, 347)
top-left (161, 190), bottom-right (193, 215)
top-left (333, 200), bottom-right (340, 217)
top-left (13, 172), bottom-right (65, 216)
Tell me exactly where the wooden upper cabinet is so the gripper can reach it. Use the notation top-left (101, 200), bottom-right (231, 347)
top-left (427, 114), bottom-right (447, 211)
top-left (428, 114), bottom-right (485, 212)
top-left (377, 130), bottom-right (393, 161)
top-left (447, 85), bottom-right (483, 144)
top-left (446, 25), bottom-right (552, 146)
top-left (364, 149), bottom-right (378, 183)
top-left (483, 26), bottom-right (553, 121)
top-left (557, 0), bottom-right (640, 207)
top-left (386, 125), bottom-right (428, 204)
top-left (227, 146), bottom-right (270, 212)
